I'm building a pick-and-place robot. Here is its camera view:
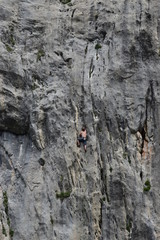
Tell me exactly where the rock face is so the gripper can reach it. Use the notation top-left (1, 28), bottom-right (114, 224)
top-left (0, 0), bottom-right (160, 239)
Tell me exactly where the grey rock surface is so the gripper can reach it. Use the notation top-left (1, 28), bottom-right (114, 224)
top-left (0, 0), bottom-right (160, 239)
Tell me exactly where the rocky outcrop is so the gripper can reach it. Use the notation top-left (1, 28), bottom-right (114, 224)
top-left (0, 0), bottom-right (160, 239)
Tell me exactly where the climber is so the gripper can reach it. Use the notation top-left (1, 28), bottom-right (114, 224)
top-left (77, 126), bottom-right (87, 152)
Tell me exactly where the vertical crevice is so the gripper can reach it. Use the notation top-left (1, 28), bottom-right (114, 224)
top-left (138, 80), bottom-right (156, 156)
top-left (79, 87), bottom-right (85, 124)
top-left (139, 123), bottom-right (147, 155)
top-left (140, 170), bottom-right (143, 181)
top-left (89, 58), bottom-right (94, 78)
top-left (99, 153), bottom-right (110, 203)
top-left (98, 200), bottom-right (103, 238)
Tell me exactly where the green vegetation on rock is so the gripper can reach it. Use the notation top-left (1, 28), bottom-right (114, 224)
top-left (3, 191), bottom-right (14, 237)
top-left (9, 228), bottom-right (14, 237)
top-left (5, 44), bottom-right (13, 52)
top-left (56, 191), bottom-right (71, 200)
top-left (60, 0), bottom-right (71, 4)
top-left (2, 224), bottom-right (7, 236)
top-left (95, 43), bottom-right (102, 50)
top-left (143, 179), bottom-right (151, 192)
top-left (126, 220), bottom-right (132, 232)
top-left (37, 49), bottom-right (45, 61)
top-left (3, 191), bottom-right (8, 215)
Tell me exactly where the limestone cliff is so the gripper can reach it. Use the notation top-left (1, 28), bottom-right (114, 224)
top-left (0, 0), bottom-right (160, 239)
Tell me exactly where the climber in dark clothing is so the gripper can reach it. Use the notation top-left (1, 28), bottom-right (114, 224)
top-left (77, 127), bottom-right (87, 152)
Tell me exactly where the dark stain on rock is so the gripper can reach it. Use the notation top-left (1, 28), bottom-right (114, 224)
top-left (145, 12), bottom-right (152, 21)
top-left (110, 180), bottom-right (124, 201)
top-left (0, 70), bottom-right (26, 90)
top-left (38, 158), bottom-right (45, 166)
top-left (136, 30), bottom-right (155, 60)
top-left (131, 222), bottom-right (156, 240)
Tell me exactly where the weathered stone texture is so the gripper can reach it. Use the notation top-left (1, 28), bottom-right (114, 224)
top-left (0, 0), bottom-right (160, 239)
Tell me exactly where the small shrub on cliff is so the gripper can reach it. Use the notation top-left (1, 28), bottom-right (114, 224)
top-left (95, 43), bottom-right (102, 50)
top-left (2, 224), bottom-right (7, 236)
top-left (143, 179), bottom-right (151, 192)
top-left (56, 191), bottom-right (71, 200)
top-left (9, 228), bottom-right (14, 237)
top-left (60, 0), bottom-right (71, 4)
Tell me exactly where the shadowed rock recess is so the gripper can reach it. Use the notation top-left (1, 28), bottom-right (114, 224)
top-left (0, 0), bottom-right (160, 239)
